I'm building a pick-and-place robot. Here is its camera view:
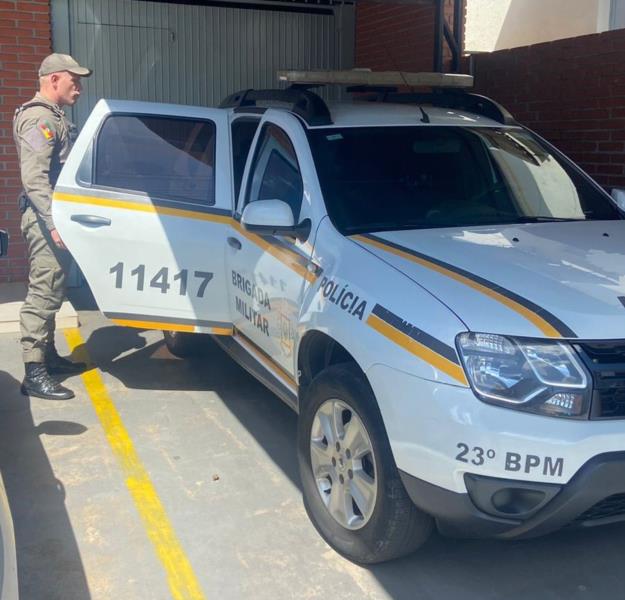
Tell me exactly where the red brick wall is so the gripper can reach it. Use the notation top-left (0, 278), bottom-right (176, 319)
top-left (356, 0), bottom-right (457, 72)
top-left (473, 29), bottom-right (625, 191)
top-left (0, 0), bottom-right (52, 283)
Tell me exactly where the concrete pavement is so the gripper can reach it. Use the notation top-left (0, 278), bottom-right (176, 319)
top-left (1, 311), bottom-right (625, 599)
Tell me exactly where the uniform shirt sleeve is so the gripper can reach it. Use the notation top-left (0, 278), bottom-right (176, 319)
top-left (17, 113), bottom-right (58, 231)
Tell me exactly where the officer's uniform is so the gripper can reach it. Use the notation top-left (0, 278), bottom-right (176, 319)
top-left (13, 53), bottom-right (91, 400)
top-left (13, 93), bottom-right (78, 364)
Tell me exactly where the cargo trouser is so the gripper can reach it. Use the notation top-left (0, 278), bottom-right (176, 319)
top-left (20, 207), bottom-right (70, 364)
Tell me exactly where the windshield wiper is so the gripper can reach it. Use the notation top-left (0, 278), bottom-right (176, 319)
top-left (344, 222), bottom-right (430, 235)
top-left (513, 216), bottom-right (586, 223)
top-left (343, 216), bottom-right (588, 235)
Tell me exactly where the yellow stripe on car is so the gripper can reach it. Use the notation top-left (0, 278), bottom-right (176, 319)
top-left (110, 318), bottom-right (233, 335)
top-left (231, 221), bottom-right (317, 283)
top-left (54, 191), bottom-right (318, 283)
top-left (54, 191), bottom-right (232, 224)
top-left (366, 313), bottom-right (468, 385)
top-left (355, 234), bottom-right (562, 339)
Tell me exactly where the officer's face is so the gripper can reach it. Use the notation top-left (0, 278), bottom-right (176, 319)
top-left (55, 71), bottom-right (83, 107)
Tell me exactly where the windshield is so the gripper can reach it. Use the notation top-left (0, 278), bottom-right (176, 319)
top-left (307, 126), bottom-right (620, 234)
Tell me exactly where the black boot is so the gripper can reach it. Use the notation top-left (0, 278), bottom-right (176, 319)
top-left (21, 362), bottom-right (75, 400)
top-left (46, 350), bottom-right (87, 375)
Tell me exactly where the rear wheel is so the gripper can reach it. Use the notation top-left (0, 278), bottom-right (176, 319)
top-left (298, 363), bottom-right (433, 564)
top-left (163, 330), bottom-right (204, 358)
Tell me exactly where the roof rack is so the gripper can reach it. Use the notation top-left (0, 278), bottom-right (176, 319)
top-left (358, 90), bottom-right (518, 125)
top-left (219, 70), bottom-right (516, 127)
top-left (219, 87), bottom-right (332, 126)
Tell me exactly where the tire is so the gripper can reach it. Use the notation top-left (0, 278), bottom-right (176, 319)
top-left (163, 330), bottom-right (204, 358)
top-left (298, 363), bottom-right (433, 564)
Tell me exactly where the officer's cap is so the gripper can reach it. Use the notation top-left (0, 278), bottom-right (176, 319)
top-left (38, 53), bottom-right (92, 78)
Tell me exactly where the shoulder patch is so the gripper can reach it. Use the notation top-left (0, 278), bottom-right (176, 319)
top-left (38, 118), bottom-right (56, 141)
top-left (21, 117), bottom-right (56, 152)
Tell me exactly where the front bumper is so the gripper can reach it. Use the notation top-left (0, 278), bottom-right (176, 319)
top-left (400, 451), bottom-right (625, 539)
top-left (367, 363), bottom-right (625, 493)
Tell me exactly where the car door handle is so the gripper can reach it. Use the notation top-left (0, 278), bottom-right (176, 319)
top-left (227, 236), bottom-right (242, 250)
top-left (70, 214), bottom-right (112, 227)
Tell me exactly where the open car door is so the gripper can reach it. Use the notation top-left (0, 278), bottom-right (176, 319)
top-left (53, 99), bottom-right (233, 335)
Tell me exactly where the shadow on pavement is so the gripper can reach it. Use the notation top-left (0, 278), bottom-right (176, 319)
top-left (78, 326), bottom-right (300, 487)
top-left (368, 521), bottom-right (625, 599)
top-left (0, 370), bottom-right (91, 600)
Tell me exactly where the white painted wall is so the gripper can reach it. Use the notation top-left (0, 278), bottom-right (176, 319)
top-left (465, 0), bottom-right (613, 53)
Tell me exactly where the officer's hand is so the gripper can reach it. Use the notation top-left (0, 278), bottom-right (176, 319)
top-left (50, 228), bottom-right (66, 250)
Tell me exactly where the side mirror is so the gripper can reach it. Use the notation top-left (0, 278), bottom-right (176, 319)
top-left (612, 188), bottom-right (625, 212)
top-left (0, 229), bottom-right (8, 257)
top-left (241, 199), bottom-right (310, 241)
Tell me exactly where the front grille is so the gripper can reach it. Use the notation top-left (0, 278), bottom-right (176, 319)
top-left (578, 342), bottom-right (625, 366)
top-left (592, 388), bottom-right (625, 419)
top-left (575, 493), bottom-right (625, 523)
top-left (575, 342), bottom-right (625, 419)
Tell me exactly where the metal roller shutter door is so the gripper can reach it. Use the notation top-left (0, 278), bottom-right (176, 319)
top-left (52, 0), bottom-right (355, 127)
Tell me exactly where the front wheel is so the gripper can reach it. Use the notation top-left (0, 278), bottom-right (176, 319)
top-left (298, 363), bottom-right (433, 564)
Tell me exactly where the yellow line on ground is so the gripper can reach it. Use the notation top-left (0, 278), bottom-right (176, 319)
top-left (64, 328), bottom-right (206, 600)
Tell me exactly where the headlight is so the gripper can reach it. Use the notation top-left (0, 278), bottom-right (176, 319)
top-left (456, 333), bottom-right (591, 418)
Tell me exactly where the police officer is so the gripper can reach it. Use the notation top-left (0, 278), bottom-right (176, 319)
top-left (13, 53), bottom-right (92, 400)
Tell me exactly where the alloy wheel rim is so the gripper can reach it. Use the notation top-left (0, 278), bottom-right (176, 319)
top-left (310, 398), bottom-right (377, 530)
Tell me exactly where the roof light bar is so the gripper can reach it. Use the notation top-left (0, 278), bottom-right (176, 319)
top-left (277, 69), bottom-right (474, 89)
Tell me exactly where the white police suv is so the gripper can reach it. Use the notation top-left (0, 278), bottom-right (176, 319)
top-left (53, 71), bottom-right (625, 563)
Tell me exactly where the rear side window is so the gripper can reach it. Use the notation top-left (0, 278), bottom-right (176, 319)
top-left (94, 115), bottom-right (216, 205)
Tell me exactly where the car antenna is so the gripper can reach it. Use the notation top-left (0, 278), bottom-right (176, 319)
top-left (384, 47), bottom-right (430, 123)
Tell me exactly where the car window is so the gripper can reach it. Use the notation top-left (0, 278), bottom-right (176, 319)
top-left (245, 123), bottom-right (303, 221)
top-left (307, 126), bottom-right (621, 234)
top-left (231, 118), bottom-right (260, 204)
top-left (94, 115), bottom-right (216, 205)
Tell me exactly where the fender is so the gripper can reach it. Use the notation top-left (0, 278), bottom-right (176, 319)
top-left (295, 218), bottom-right (469, 389)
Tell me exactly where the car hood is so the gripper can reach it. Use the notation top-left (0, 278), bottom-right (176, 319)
top-left (352, 221), bottom-right (625, 340)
